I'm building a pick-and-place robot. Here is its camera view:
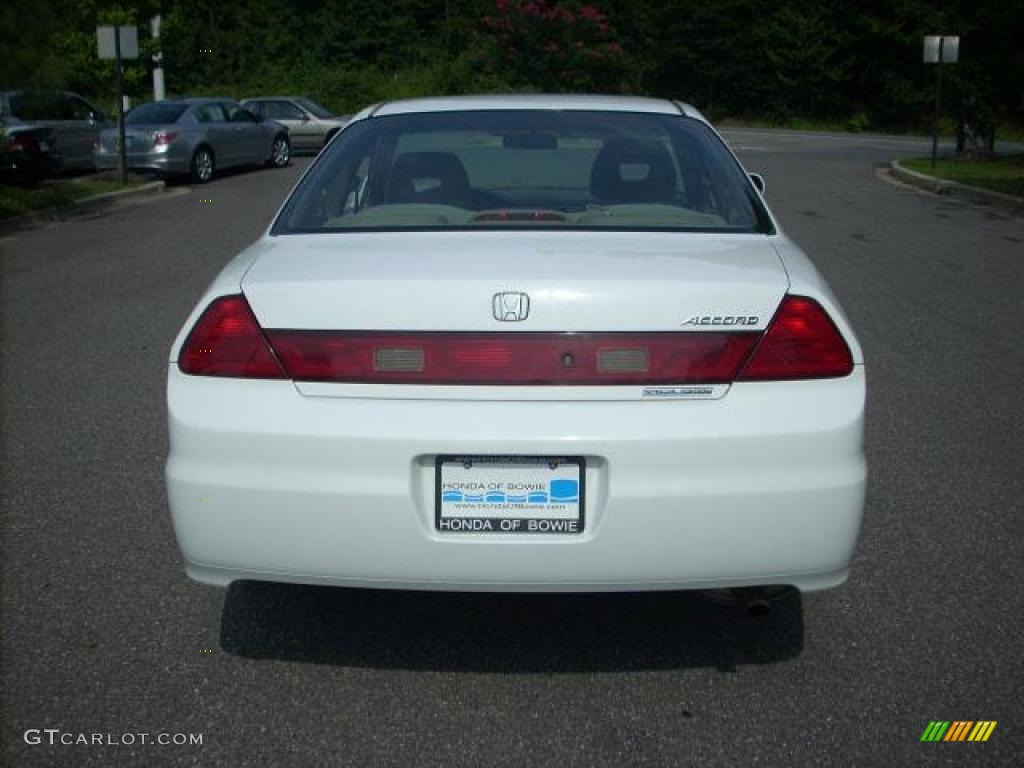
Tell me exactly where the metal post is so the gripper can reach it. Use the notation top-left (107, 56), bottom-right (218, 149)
top-left (153, 66), bottom-right (165, 102)
top-left (930, 38), bottom-right (944, 169)
top-left (151, 15), bottom-right (165, 101)
top-left (115, 27), bottom-right (128, 184)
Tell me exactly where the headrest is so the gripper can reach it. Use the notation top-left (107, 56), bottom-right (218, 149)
top-left (590, 138), bottom-right (677, 204)
top-left (386, 151), bottom-right (471, 205)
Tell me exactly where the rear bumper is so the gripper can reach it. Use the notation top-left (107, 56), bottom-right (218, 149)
top-left (94, 148), bottom-right (189, 175)
top-left (166, 367), bottom-right (866, 592)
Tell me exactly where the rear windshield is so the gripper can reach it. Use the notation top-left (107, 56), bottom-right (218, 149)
top-left (273, 110), bottom-right (770, 234)
top-left (125, 102), bottom-right (188, 125)
top-left (6, 92), bottom-right (66, 120)
top-left (295, 98), bottom-right (333, 119)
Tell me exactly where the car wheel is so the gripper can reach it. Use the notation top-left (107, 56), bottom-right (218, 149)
top-left (269, 135), bottom-right (290, 168)
top-left (191, 147), bottom-right (214, 183)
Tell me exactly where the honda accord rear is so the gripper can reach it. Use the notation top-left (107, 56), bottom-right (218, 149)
top-left (166, 95), bottom-right (865, 593)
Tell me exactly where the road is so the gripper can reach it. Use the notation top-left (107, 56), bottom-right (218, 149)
top-left (2, 131), bottom-right (1023, 767)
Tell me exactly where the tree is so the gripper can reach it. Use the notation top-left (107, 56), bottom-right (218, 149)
top-left (476, 1), bottom-right (628, 92)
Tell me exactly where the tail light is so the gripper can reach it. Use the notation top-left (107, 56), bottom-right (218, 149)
top-left (178, 294), bottom-right (853, 384)
top-left (11, 134), bottom-right (39, 153)
top-left (738, 296), bottom-right (853, 380)
top-left (266, 330), bottom-right (760, 385)
top-left (154, 131), bottom-right (179, 147)
top-left (178, 296), bottom-right (285, 378)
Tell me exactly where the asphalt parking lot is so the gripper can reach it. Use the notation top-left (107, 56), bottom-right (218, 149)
top-left (2, 130), bottom-right (1023, 767)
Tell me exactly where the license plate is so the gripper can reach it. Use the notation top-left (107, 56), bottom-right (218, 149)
top-left (436, 455), bottom-right (585, 534)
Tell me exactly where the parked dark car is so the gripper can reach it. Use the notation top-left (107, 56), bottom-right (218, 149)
top-left (0, 90), bottom-right (110, 172)
top-left (0, 125), bottom-right (63, 186)
top-left (94, 98), bottom-right (290, 183)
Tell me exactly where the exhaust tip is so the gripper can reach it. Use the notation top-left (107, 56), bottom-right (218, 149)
top-left (747, 599), bottom-right (772, 616)
top-left (695, 586), bottom-right (791, 613)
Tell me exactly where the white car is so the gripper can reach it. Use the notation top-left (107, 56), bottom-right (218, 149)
top-left (167, 95), bottom-right (865, 595)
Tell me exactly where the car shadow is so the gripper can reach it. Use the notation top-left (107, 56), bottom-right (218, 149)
top-left (219, 582), bottom-right (804, 673)
top-left (159, 160), bottom-right (292, 187)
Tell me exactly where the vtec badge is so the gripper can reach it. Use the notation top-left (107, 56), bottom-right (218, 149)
top-left (682, 315), bottom-right (759, 327)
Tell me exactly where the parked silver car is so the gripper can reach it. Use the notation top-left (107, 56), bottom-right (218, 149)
top-left (242, 97), bottom-right (349, 152)
top-left (94, 98), bottom-right (291, 183)
top-left (1, 90), bottom-right (111, 172)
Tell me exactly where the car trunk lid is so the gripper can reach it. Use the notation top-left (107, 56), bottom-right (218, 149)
top-left (102, 125), bottom-right (165, 153)
top-left (236, 231), bottom-right (790, 397)
top-left (242, 231), bottom-right (788, 333)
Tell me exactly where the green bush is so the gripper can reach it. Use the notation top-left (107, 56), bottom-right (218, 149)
top-left (846, 112), bottom-right (871, 132)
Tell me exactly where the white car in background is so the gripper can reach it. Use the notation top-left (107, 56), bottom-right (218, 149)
top-left (166, 95), bottom-right (865, 598)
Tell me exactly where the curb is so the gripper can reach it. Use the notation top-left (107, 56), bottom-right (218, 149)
top-left (0, 180), bottom-right (168, 236)
top-left (889, 160), bottom-right (1024, 216)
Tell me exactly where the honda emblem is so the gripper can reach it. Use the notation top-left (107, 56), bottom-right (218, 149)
top-left (492, 292), bottom-right (530, 322)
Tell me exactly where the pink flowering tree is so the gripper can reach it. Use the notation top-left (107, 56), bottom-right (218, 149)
top-left (478, 1), bottom-right (628, 92)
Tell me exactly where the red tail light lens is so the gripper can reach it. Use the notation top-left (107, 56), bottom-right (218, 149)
top-left (178, 295), bottom-right (285, 378)
top-left (177, 294), bottom-right (852, 384)
top-left (154, 131), bottom-right (179, 146)
top-left (739, 296), bottom-right (853, 380)
top-left (11, 134), bottom-right (39, 152)
top-left (265, 331), bottom-right (760, 385)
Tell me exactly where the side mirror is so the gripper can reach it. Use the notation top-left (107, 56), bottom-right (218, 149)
top-left (300, 113), bottom-right (311, 122)
top-left (749, 173), bottom-right (765, 195)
